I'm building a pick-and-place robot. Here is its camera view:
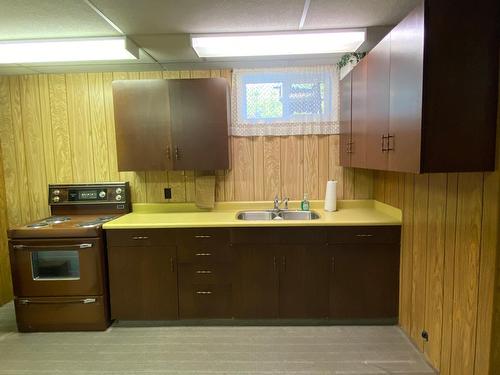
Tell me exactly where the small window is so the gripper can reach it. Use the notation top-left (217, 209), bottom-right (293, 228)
top-left (231, 66), bottom-right (339, 136)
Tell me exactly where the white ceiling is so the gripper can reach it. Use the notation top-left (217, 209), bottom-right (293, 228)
top-left (0, 0), bottom-right (419, 75)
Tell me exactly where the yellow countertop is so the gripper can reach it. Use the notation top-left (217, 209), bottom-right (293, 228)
top-left (103, 200), bottom-right (401, 229)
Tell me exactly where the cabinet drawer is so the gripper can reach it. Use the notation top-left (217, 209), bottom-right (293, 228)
top-left (106, 229), bottom-right (175, 247)
top-left (327, 226), bottom-right (401, 244)
top-left (177, 244), bottom-right (232, 263)
top-left (179, 263), bottom-right (233, 285)
top-left (179, 284), bottom-right (232, 319)
top-left (176, 228), bottom-right (230, 246)
top-left (230, 227), bottom-right (326, 245)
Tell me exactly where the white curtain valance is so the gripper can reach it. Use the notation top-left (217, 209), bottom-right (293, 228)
top-left (230, 65), bottom-right (339, 137)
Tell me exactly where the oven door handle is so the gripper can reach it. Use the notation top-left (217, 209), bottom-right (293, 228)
top-left (12, 243), bottom-right (93, 250)
top-left (19, 298), bottom-right (97, 305)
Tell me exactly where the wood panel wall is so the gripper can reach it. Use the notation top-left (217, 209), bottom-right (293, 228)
top-left (0, 143), bottom-right (13, 305)
top-left (0, 69), bottom-right (373, 227)
top-left (373, 168), bottom-right (499, 373)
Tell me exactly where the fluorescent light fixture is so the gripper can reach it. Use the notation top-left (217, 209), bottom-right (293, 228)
top-left (191, 30), bottom-right (365, 58)
top-left (0, 36), bottom-right (139, 64)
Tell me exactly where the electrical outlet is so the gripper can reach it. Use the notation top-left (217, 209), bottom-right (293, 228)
top-left (421, 330), bottom-right (429, 342)
top-left (164, 188), bottom-right (172, 200)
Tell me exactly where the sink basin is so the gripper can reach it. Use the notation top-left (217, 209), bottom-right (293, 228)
top-left (279, 210), bottom-right (320, 220)
top-left (236, 210), bottom-right (320, 221)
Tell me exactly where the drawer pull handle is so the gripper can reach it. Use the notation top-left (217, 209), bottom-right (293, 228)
top-left (196, 270), bottom-right (212, 274)
top-left (355, 234), bottom-right (374, 238)
top-left (196, 291), bottom-right (212, 295)
top-left (19, 298), bottom-right (96, 305)
top-left (195, 252), bottom-right (212, 256)
top-left (195, 235), bottom-right (212, 239)
top-left (132, 236), bottom-right (149, 240)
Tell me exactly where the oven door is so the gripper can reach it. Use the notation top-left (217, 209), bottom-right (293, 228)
top-left (9, 238), bottom-right (104, 297)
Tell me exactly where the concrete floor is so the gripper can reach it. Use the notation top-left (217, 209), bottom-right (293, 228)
top-left (0, 302), bottom-right (436, 374)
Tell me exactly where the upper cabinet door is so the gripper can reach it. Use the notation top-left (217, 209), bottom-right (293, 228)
top-left (112, 80), bottom-right (173, 171)
top-left (350, 58), bottom-right (368, 168)
top-left (169, 78), bottom-right (230, 170)
top-left (387, 2), bottom-right (424, 173)
top-left (339, 73), bottom-right (352, 167)
top-left (365, 34), bottom-right (390, 171)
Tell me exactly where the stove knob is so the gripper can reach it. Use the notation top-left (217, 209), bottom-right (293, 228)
top-left (52, 196), bottom-right (60, 203)
top-left (99, 191), bottom-right (106, 198)
top-left (115, 195), bottom-right (122, 201)
top-left (53, 189), bottom-right (60, 196)
top-left (115, 187), bottom-right (123, 194)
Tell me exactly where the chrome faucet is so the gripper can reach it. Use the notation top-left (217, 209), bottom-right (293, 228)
top-left (273, 195), bottom-right (289, 211)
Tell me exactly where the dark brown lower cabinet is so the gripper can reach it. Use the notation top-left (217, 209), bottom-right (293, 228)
top-left (278, 246), bottom-right (330, 319)
top-left (328, 243), bottom-right (400, 320)
top-left (233, 245), bottom-right (279, 318)
top-left (107, 245), bottom-right (178, 320)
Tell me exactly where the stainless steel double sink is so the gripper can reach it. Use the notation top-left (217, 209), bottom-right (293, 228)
top-left (236, 210), bottom-right (320, 221)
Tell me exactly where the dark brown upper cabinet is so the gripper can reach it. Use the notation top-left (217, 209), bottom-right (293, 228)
top-left (112, 78), bottom-right (230, 171)
top-left (340, 0), bottom-right (499, 173)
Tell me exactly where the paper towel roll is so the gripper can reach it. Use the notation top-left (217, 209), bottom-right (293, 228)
top-left (324, 180), bottom-right (337, 212)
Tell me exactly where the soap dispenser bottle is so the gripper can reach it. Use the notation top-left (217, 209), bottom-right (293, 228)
top-left (301, 193), bottom-right (310, 211)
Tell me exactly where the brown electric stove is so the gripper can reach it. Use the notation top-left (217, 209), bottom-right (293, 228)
top-left (8, 182), bottom-right (130, 332)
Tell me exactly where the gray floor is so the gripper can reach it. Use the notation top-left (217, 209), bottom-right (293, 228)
top-left (0, 302), bottom-right (436, 375)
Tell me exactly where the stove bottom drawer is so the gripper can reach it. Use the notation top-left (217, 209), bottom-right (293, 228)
top-left (14, 295), bottom-right (110, 332)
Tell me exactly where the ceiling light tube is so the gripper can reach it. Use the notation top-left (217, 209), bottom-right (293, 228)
top-left (191, 30), bottom-right (365, 58)
top-left (0, 36), bottom-right (139, 64)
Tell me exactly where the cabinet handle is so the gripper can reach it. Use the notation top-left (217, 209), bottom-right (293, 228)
top-left (195, 252), bottom-right (212, 256)
top-left (196, 270), bottom-right (212, 274)
top-left (355, 234), bottom-right (374, 238)
top-left (132, 236), bottom-right (149, 240)
top-left (196, 291), bottom-right (212, 295)
top-left (273, 256), bottom-right (277, 272)
top-left (387, 134), bottom-right (395, 151)
top-left (170, 257), bottom-right (175, 272)
top-left (194, 235), bottom-right (212, 239)
top-left (282, 256), bottom-right (286, 272)
top-left (175, 146), bottom-right (181, 160)
top-left (381, 134), bottom-right (388, 152)
top-left (167, 146), bottom-right (171, 160)
top-left (331, 256), bottom-right (335, 273)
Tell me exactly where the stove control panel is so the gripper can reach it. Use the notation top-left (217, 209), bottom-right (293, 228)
top-left (48, 182), bottom-right (129, 206)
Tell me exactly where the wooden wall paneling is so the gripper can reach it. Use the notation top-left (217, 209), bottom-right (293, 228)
top-left (384, 172), bottom-right (400, 208)
top-left (318, 135), bottom-right (329, 199)
top-left (328, 135), bottom-right (344, 199)
top-left (263, 137), bottom-right (281, 200)
top-left (303, 135), bottom-right (319, 199)
top-left (474, 169), bottom-right (498, 375)
top-left (373, 170), bottom-right (385, 202)
top-left (411, 174), bottom-right (429, 349)
top-left (9, 76), bottom-right (31, 224)
top-left (19, 75), bottom-right (49, 220)
top-left (354, 169), bottom-right (373, 199)
top-left (38, 75), bottom-right (56, 185)
top-left (439, 173), bottom-right (458, 375)
top-left (399, 173), bottom-right (414, 332)
top-left (0, 143), bottom-right (13, 305)
top-left (139, 71), bottom-right (169, 203)
top-left (162, 70), bottom-right (186, 202)
top-left (112, 72), bottom-right (147, 203)
top-left (65, 73), bottom-right (95, 183)
top-left (423, 173), bottom-right (447, 368)
top-left (0, 77), bottom-right (23, 227)
top-left (253, 137), bottom-right (265, 200)
top-left (87, 73), bottom-right (110, 182)
top-left (450, 173), bottom-right (484, 375)
top-left (48, 74), bottom-right (74, 183)
top-left (233, 136), bottom-right (254, 201)
top-left (102, 72), bottom-right (120, 182)
top-left (343, 168), bottom-right (355, 199)
top-left (281, 136), bottom-right (304, 200)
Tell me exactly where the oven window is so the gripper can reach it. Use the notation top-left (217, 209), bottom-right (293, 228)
top-left (31, 251), bottom-right (80, 280)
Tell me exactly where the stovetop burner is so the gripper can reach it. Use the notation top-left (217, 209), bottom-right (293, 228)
top-left (26, 222), bottom-right (49, 228)
top-left (75, 216), bottom-right (117, 228)
top-left (44, 216), bottom-right (71, 224)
